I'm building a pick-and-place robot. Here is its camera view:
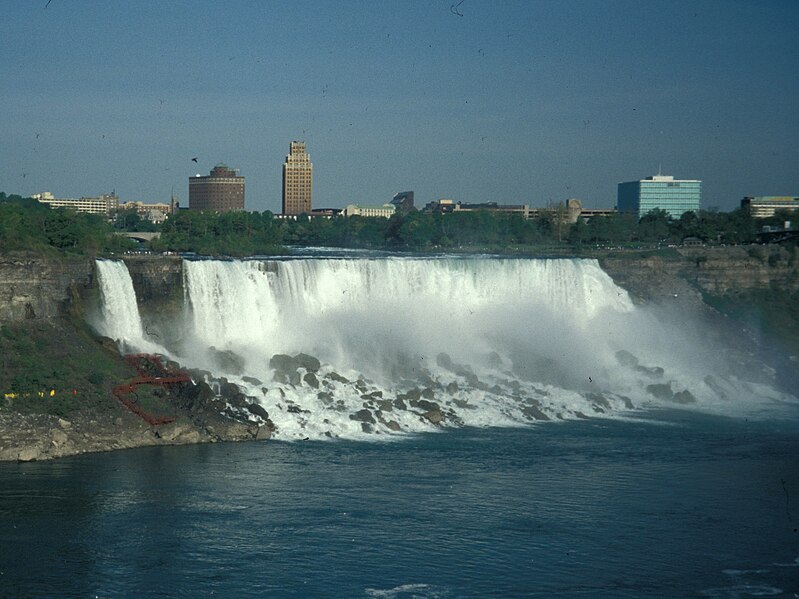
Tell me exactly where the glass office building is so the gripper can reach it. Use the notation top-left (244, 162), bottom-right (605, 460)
top-left (617, 174), bottom-right (701, 219)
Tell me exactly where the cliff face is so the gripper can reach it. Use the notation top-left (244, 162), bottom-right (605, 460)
top-left (0, 254), bottom-right (93, 323)
top-left (599, 246), bottom-right (799, 302)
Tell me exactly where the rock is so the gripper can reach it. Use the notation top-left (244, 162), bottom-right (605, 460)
top-left (242, 376), bottom-right (263, 386)
top-left (673, 389), bottom-right (697, 404)
top-left (615, 350), bottom-right (639, 367)
top-left (51, 429), bottom-right (69, 446)
top-left (445, 382), bottom-right (459, 394)
top-left (255, 425), bottom-right (272, 440)
top-left (422, 409), bottom-right (443, 425)
top-left (57, 418), bottom-right (72, 429)
top-left (209, 347), bottom-right (245, 375)
top-left (247, 403), bottom-right (270, 421)
top-left (436, 352), bottom-right (454, 370)
top-left (636, 365), bottom-right (665, 378)
top-left (361, 422), bottom-right (374, 433)
top-left (646, 383), bottom-right (674, 401)
top-left (269, 353), bottom-right (297, 373)
top-left (318, 391), bottom-right (334, 404)
top-left (355, 379), bottom-right (370, 394)
top-left (415, 399), bottom-right (439, 412)
top-left (385, 420), bottom-right (401, 432)
top-left (294, 353), bottom-right (321, 373)
top-left (421, 387), bottom-right (435, 400)
top-left (17, 448), bottom-right (42, 462)
top-left (393, 398), bottom-right (407, 410)
top-left (521, 404), bottom-right (549, 420)
top-left (303, 372), bottom-right (320, 389)
top-left (377, 399), bottom-right (393, 412)
top-left (350, 409), bottom-right (375, 424)
top-left (327, 371), bottom-right (350, 384)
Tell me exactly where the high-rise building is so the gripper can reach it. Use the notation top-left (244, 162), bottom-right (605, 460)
top-left (617, 174), bottom-right (701, 219)
top-left (282, 141), bottom-right (312, 215)
top-left (188, 164), bottom-right (244, 212)
top-left (391, 191), bottom-right (415, 213)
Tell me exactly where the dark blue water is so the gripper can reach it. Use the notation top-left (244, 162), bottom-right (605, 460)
top-left (1, 410), bottom-right (798, 598)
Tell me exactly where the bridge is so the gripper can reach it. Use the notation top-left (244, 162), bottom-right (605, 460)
top-left (117, 231), bottom-right (161, 243)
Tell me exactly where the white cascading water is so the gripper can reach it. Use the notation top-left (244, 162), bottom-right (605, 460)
top-left (96, 257), bottom-right (795, 440)
top-left (94, 259), bottom-right (167, 355)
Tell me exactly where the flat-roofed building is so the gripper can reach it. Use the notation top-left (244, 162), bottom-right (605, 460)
top-left (741, 196), bottom-right (799, 218)
top-left (343, 203), bottom-right (396, 218)
top-left (189, 164), bottom-right (244, 212)
top-left (33, 192), bottom-right (119, 215)
top-left (617, 174), bottom-right (701, 219)
top-left (119, 201), bottom-right (172, 223)
top-left (282, 141), bottom-right (313, 215)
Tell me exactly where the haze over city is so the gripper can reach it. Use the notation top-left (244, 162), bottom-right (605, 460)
top-left (2, 0), bottom-right (797, 213)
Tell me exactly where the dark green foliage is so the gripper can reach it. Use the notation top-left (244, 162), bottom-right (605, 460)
top-left (0, 192), bottom-right (136, 255)
top-left (0, 321), bottom-right (135, 417)
top-left (154, 210), bottom-right (286, 255)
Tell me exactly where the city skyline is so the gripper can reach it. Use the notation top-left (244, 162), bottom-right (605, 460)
top-left (2, 1), bottom-right (798, 213)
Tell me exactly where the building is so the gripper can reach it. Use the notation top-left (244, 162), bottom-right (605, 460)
top-left (741, 196), bottom-right (799, 218)
top-left (343, 203), bottom-right (396, 218)
top-left (188, 164), bottom-right (244, 212)
top-left (32, 192), bottom-right (119, 215)
top-left (617, 174), bottom-right (701, 219)
top-left (391, 191), bottom-right (415, 213)
top-left (424, 199), bottom-right (531, 218)
top-left (282, 141), bottom-right (313, 215)
top-left (118, 201), bottom-right (173, 224)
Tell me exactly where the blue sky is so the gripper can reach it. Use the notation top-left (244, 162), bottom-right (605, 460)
top-left (2, 0), bottom-right (797, 213)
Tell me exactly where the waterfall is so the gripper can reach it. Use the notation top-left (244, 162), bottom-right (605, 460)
top-left (95, 256), bottom-right (795, 440)
top-left (94, 259), bottom-right (164, 354)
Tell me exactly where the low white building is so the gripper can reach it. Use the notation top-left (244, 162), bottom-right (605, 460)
top-left (33, 192), bottom-right (119, 215)
top-left (343, 203), bottom-right (396, 218)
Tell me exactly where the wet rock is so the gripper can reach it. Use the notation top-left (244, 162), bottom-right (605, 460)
top-left (646, 383), bottom-right (674, 401)
top-left (209, 347), bottom-right (245, 375)
top-left (350, 409), bottom-right (375, 424)
top-left (445, 382), bottom-right (459, 394)
top-left (436, 352), bottom-right (454, 370)
top-left (422, 409), bottom-right (443, 425)
top-left (635, 365), bottom-right (665, 378)
top-left (361, 422), bottom-right (374, 433)
top-left (355, 379), bottom-right (370, 394)
top-left (327, 371), bottom-right (350, 384)
top-left (573, 411), bottom-right (590, 419)
top-left (421, 387), bottom-right (435, 400)
top-left (377, 399), bottom-right (393, 412)
top-left (673, 389), bottom-right (697, 404)
top-left (287, 404), bottom-right (309, 414)
top-left (247, 403), bottom-right (270, 421)
top-left (242, 376), bottom-right (263, 386)
top-left (393, 398), bottom-right (407, 410)
top-left (294, 353), bottom-right (321, 373)
top-left (385, 420), bottom-right (401, 432)
top-left (586, 393), bottom-right (611, 410)
top-left (615, 350), bottom-right (639, 367)
top-left (619, 395), bottom-right (635, 409)
top-left (415, 399), bottom-right (439, 413)
top-left (269, 353), bottom-right (297, 373)
top-left (303, 372), bottom-right (320, 389)
top-left (521, 404), bottom-right (549, 421)
top-left (399, 388), bottom-right (421, 402)
top-left (318, 391), bottom-right (334, 404)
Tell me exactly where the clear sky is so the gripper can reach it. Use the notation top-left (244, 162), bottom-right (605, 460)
top-left (2, 0), bottom-right (798, 213)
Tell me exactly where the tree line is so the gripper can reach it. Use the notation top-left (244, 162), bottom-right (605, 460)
top-left (2, 191), bottom-right (793, 257)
